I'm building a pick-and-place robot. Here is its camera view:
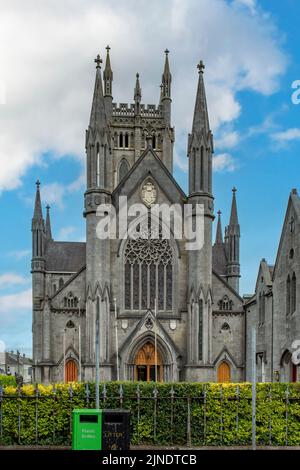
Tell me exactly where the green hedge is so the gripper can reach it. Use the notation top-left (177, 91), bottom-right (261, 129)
top-left (0, 375), bottom-right (16, 387)
top-left (0, 382), bottom-right (300, 446)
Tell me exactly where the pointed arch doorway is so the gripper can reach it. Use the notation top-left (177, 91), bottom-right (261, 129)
top-left (65, 359), bottom-right (78, 382)
top-left (134, 342), bottom-right (162, 382)
top-left (217, 361), bottom-right (231, 383)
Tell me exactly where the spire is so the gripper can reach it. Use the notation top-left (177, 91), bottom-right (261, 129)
top-left (134, 73), bottom-right (141, 101)
top-left (33, 180), bottom-right (43, 221)
top-left (45, 205), bottom-right (52, 240)
top-left (103, 45), bottom-right (113, 97)
top-left (89, 54), bottom-right (107, 129)
top-left (229, 187), bottom-right (239, 226)
top-left (161, 49), bottom-right (171, 100)
top-left (192, 60), bottom-right (210, 135)
top-left (215, 210), bottom-right (223, 244)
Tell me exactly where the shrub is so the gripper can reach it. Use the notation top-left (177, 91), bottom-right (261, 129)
top-left (0, 375), bottom-right (16, 387)
top-left (0, 382), bottom-right (299, 446)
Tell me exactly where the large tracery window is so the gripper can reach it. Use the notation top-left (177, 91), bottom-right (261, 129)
top-left (124, 220), bottom-right (173, 311)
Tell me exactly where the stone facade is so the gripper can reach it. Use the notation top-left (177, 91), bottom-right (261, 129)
top-left (33, 49), bottom-right (276, 384)
top-left (246, 189), bottom-right (300, 383)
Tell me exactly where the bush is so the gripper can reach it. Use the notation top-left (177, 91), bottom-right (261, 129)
top-left (0, 382), bottom-right (299, 446)
top-left (0, 374), bottom-right (16, 387)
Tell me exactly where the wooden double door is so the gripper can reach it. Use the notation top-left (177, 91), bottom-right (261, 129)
top-left (135, 342), bottom-right (162, 382)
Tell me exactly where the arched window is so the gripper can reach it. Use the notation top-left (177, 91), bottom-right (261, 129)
top-left (218, 295), bottom-right (233, 311)
top-left (157, 133), bottom-right (161, 150)
top-left (200, 146), bottom-right (204, 190)
top-left (198, 300), bottom-right (203, 361)
top-left (53, 284), bottom-right (57, 295)
top-left (259, 292), bottom-right (265, 324)
top-left (119, 159), bottom-right (129, 183)
top-left (152, 135), bottom-right (156, 149)
top-left (125, 133), bottom-right (129, 148)
top-left (59, 278), bottom-right (64, 289)
top-left (292, 272), bottom-right (296, 313)
top-left (191, 148), bottom-right (196, 193)
top-left (96, 142), bottom-right (100, 186)
top-left (64, 293), bottom-right (77, 309)
top-left (124, 215), bottom-right (173, 311)
top-left (119, 133), bottom-right (123, 148)
top-left (287, 275), bottom-right (291, 315)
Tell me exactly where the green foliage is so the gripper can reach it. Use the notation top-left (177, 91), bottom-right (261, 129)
top-left (0, 375), bottom-right (16, 387)
top-left (0, 382), bottom-right (300, 446)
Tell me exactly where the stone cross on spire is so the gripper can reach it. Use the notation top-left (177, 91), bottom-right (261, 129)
top-left (197, 60), bottom-right (205, 74)
top-left (94, 54), bottom-right (102, 69)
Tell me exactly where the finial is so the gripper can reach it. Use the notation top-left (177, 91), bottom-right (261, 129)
top-left (136, 73), bottom-right (139, 78)
top-left (197, 60), bottom-right (205, 74)
top-left (36, 179), bottom-right (40, 188)
top-left (165, 49), bottom-right (169, 56)
top-left (217, 210), bottom-right (222, 216)
top-left (46, 204), bottom-right (50, 211)
top-left (94, 54), bottom-right (102, 69)
top-left (232, 187), bottom-right (237, 193)
top-left (106, 45), bottom-right (110, 52)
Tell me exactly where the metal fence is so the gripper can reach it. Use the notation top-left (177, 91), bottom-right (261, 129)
top-left (0, 383), bottom-right (299, 446)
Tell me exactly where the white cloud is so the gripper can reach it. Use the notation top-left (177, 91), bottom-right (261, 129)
top-left (0, 288), bottom-right (32, 314)
top-left (57, 226), bottom-right (77, 240)
top-left (233, 0), bottom-right (257, 15)
top-left (0, 273), bottom-right (30, 289)
top-left (0, 0), bottom-right (287, 190)
top-left (7, 249), bottom-right (31, 260)
top-left (271, 128), bottom-right (300, 143)
top-left (40, 182), bottom-right (66, 209)
top-left (213, 153), bottom-right (237, 172)
top-left (215, 131), bottom-right (240, 149)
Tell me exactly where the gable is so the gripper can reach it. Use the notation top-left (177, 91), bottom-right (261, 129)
top-left (112, 146), bottom-right (186, 211)
top-left (212, 271), bottom-right (244, 311)
top-left (254, 259), bottom-right (273, 293)
top-left (273, 190), bottom-right (300, 278)
top-left (51, 266), bottom-right (86, 309)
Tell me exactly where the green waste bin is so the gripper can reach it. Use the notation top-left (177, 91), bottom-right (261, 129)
top-left (72, 409), bottom-right (102, 450)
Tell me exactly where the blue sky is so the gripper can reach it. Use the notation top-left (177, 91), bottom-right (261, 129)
top-left (0, 0), bottom-right (300, 355)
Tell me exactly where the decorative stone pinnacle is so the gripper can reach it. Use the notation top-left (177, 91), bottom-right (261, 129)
top-left (94, 54), bottom-right (102, 69)
top-left (197, 60), bottom-right (205, 73)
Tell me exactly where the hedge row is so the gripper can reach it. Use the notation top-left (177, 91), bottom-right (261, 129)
top-left (1, 382), bottom-right (300, 446)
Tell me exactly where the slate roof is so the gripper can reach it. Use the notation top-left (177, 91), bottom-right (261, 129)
top-left (45, 241), bottom-right (86, 272)
top-left (212, 243), bottom-right (227, 276)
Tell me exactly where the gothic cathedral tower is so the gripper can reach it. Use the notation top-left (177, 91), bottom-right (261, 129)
top-left (185, 61), bottom-right (214, 380)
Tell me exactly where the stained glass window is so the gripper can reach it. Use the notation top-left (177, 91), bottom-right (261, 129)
top-left (158, 263), bottom-right (164, 310)
top-left (125, 262), bottom-right (131, 309)
top-left (133, 263), bottom-right (140, 309)
top-left (166, 263), bottom-right (172, 309)
top-left (124, 215), bottom-right (173, 311)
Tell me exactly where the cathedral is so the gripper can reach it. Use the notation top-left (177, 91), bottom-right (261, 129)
top-left (31, 48), bottom-right (299, 384)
